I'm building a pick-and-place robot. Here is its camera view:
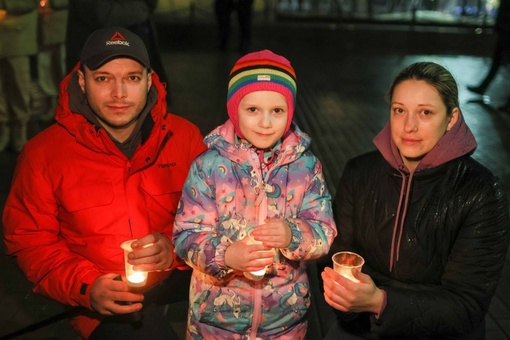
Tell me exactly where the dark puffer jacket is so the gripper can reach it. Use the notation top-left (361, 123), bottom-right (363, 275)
top-left (329, 112), bottom-right (510, 339)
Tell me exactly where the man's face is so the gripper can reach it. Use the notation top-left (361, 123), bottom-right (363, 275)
top-left (78, 58), bottom-right (152, 142)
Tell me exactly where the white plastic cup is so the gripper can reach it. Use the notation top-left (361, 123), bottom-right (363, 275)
top-left (243, 232), bottom-right (268, 281)
top-left (244, 267), bottom-right (266, 281)
top-left (332, 251), bottom-right (364, 283)
top-left (120, 239), bottom-right (148, 287)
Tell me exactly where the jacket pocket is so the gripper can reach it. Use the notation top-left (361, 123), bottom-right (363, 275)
top-left (58, 177), bottom-right (114, 212)
top-left (192, 287), bottom-right (252, 335)
top-left (139, 170), bottom-right (183, 214)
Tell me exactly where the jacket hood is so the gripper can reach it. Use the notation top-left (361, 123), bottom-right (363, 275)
top-left (373, 109), bottom-right (477, 173)
top-left (204, 119), bottom-right (311, 167)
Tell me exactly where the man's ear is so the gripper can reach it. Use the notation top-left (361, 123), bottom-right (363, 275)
top-left (147, 69), bottom-right (153, 92)
top-left (77, 69), bottom-right (86, 93)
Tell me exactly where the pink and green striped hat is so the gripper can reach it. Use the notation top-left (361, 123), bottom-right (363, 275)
top-left (227, 49), bottom-right (297, 139)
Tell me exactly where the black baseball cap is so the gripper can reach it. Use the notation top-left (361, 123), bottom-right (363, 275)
top-left (80, 26), bottom-right (151, 70)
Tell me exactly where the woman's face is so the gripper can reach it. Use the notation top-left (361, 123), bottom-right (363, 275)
top-left (390, 80), bottom-right (458, 171)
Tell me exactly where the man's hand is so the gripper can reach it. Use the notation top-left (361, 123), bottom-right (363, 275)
top-left (128, 233), bottom-right (174, 272)
top-left (90, 274), bottom-right (144, 315)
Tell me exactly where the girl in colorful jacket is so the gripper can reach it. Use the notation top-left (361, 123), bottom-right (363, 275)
top-left (173, 49), bottom-right (337, 339)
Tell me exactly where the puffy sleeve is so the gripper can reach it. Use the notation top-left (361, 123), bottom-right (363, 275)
top-left (3, 151), bottom-right (100, 309)
top-left (173, 152), bottom-right (234, 280)
top-left (280, 154), bottom-right (337, 261)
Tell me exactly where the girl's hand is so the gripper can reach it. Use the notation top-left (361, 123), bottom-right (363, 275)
top-left (251, 218), bottom-right (292, 248)
top-left (224, 237), bottom-right (274, 272)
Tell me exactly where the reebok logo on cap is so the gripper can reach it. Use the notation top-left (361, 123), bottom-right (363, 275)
top-left (79, 26), bottom-right (151, 71)
top-left (106, 32), bottom-right (130, 47)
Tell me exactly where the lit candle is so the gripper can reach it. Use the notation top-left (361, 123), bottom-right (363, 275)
top-left (332, 251), bottom-right (364, 283)
top-left (243, 231), bottom-right (272, 281)
top-left (121, 239), bottom-right (148, 287)
top-left (244, 267), bottom-right (266, 281)
top-left (336, 267), bottom-right (360, 283)
top-left (127, 271), bottom-right (146, 284)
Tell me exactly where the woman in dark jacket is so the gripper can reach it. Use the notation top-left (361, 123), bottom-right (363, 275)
top-left (321, 62), bottom-right (510, 339)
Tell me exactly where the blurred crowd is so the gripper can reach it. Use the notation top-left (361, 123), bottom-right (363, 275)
top-left (0, 0), bottom-right (68, 153)
top-left (0, 0), bottom-right (165, 153)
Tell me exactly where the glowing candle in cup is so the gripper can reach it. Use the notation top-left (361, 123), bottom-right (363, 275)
top-left (121, 240), bottom-right (148, 287)
top-left (243, 231), bottom-right (270, 281)
top-left (244, 267), bottom-right (266, 281)
top-left (127, 271), bottom-right (146, 285)
top-left (332, 251), bottom-right (364, 283)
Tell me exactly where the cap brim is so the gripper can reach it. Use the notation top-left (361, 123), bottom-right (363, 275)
top-left (84, 52), bottom-right (149, 70)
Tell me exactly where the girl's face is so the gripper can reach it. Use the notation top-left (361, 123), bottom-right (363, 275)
top-left (238, 91), bottom-right (288, 149)
top-left (390, 80), bottom-right (458, 172)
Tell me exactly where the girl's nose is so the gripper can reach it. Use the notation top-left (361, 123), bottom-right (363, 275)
top-left (259, 112), bottom-right (272, 128)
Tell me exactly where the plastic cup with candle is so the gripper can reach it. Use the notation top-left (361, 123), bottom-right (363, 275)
top-left (121, 239), bottom-right (148, 287)
top-left (332, 251), bottom-right (364, 283)
top-left (243, 230), bottom-right (270, 281)
top-left (244, 267), bottom-right (266, 281)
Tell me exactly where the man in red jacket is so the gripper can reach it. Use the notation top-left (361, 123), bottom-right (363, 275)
top-left (2, 26), bottom-right (206, 339)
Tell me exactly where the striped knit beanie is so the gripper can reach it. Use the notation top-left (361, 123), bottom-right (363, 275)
top-left (227, 49), bottom-right (297, 139)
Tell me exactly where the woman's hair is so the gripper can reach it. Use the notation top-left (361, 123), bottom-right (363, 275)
top-left (387, 62), bottom-right (459, 116)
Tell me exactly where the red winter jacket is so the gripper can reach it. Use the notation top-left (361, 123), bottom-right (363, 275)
top-left (2, 68), bottom-right (206, 338)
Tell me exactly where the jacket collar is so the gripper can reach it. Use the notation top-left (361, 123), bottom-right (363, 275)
top-left (204, 119), bottom-right (311, 168)
top-left (373, 109), bottom-right (477, 174)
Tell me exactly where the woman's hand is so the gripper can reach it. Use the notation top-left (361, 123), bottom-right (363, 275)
top-left (321, 267), bottom-right (386, 315)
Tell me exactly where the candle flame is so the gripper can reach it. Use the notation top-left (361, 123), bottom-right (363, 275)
top-left (338, 269), bottom-right (360, 283)
top-left (127, 271), bottom-right (146, 284)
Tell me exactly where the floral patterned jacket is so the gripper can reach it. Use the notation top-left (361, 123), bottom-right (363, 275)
top-left (173, 119), bottom-right (337, 339)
